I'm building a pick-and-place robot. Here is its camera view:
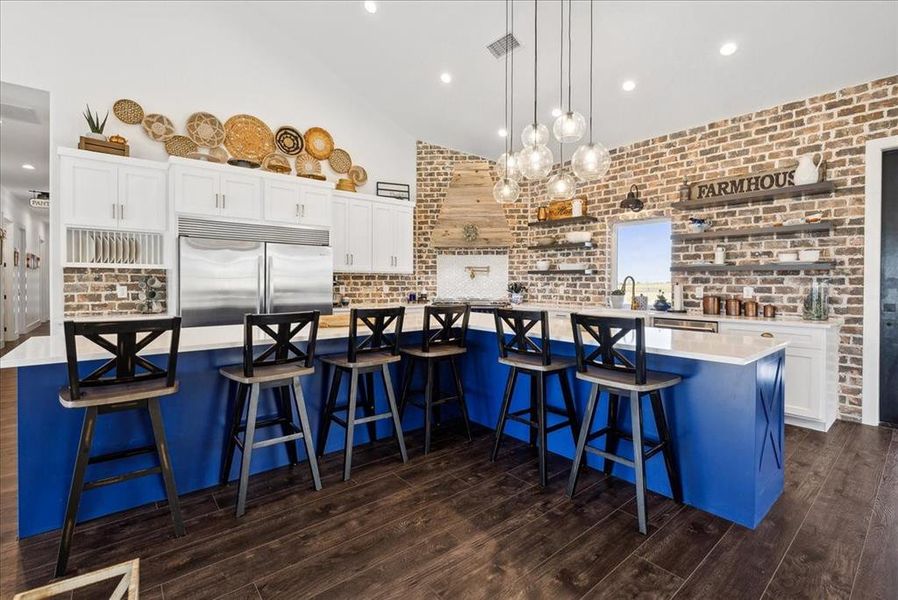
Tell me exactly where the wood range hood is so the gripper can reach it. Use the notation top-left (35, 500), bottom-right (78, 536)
top-left (431, 162), bottom-right (514, 248)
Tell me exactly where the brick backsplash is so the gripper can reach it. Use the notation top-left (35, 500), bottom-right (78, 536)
top-left (63, 267), bottom-right (166, 317)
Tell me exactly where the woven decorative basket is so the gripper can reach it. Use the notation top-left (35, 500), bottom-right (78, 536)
top-left (348, 165), bottom-right (368, 185)
top-left (304, 127), bottom-right (334, 160)
top-left (295, 152), bottom-right (321, 175)
top-left (224, 114), bottom-right (275, 163)
top-left (187, 146), bottom-right (228, 163)
top-left (186, 112), bottom-right (225, 147)
top-left (165, 135), bottom-right (198, 157)
top-left (328, 148), bottom-right (352, 174)
top-left (113, 99), bottom-right (144, 125)
top-left (275, 126), bottom-right (304, 155)
top-left (262, 153), bottom-right (292, 174)
top-left (142, 114), bottom-right (176, 142)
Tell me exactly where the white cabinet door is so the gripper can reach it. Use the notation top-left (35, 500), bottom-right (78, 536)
top-left (118, 166), bottom-right (167, 232)
top-left (371, 203), bottom-right (394, 272)
top-left (784, 347), bottom-right (822, 420)
top-left (220, 173), bottom-right (262, 220)
top-left (62, 157), bottom-right (118, 228)
top-left (346, 199), bottom-right (373, 272)
top-left (173, 166), bottom-right (220, 216)
top-left (394, 205), bottom-right (414, 273)
top-left (264, 179), bottom-right (303, 224)
top-left (331, 196), bottom-right (350, 271)
top-left (298, 187), bottom-right (332, 228)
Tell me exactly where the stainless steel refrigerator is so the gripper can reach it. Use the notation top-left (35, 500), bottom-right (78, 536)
top-left (179, 234), bottom-right (333, 327)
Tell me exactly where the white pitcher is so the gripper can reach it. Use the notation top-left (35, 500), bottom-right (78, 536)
top-left (794, 153), bottom-right (823, 185)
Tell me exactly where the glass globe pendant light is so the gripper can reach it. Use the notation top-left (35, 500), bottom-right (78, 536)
top-left (494, 0), bottom-right (521, 202)
top-left (545, 0), bottom-right (575, 201)
top-left (572, 0), bottom-right (611, 181)
top-left (519, 0), bottom-right (553, 181)
top-left (552, 0), bottom-right (586, 143)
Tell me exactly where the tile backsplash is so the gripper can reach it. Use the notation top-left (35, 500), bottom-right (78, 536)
top-left (436, 253), bottom-right (509, 299)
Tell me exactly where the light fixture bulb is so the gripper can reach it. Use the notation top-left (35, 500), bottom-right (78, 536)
top-left (521, 122), bottom-right (549, 147)
top-left (552, 110), bottom-right (587, 143)
top-left (21, 163), bottom-right (35, 170)
top-left (497, 128), bottom-right (508, 138)
top-left (518, 144), bottom-right (553, 180)
top-left (496, 151), bottom-right (523, 182)
top-left (719, 42), bottom-right (738, 56)
top-left (363, 1), bottom-right (377, 14)
top-left (551, 107), bottom-right (563, 118)
top-left (440, 72), bottom-right (452, 84)
top-left (571, 142), bottom-right (611, 181)
top-left (546, 171), bottom-right (576, 200)
top-left (621, 80), bottom-right (636, 92)
top-left (493, 177), bottom-right (521, 204)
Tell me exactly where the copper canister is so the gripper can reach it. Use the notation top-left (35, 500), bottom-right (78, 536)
top-left (537, 206), bottom-right (549, 221)
top-left (763, 304), bottom-right (777, 318)
top-left (743, 300), bottom-right (759, 317)
top-left (725, 298), bottom-right (742, 316)
top-left (702, 296), bottom-right (721, 315)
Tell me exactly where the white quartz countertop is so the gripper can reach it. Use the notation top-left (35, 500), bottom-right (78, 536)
top-left (1, 309), bottom-right (789, 369)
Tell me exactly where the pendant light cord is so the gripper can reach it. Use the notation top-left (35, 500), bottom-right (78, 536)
top-left (532, 0), bottom-right (538, 127)
top-left (567, 0), bottom-right (573, 112)
top-left (504, 0), bottom-right (509, 166)
top-left (510, 0), bottom-right (514, 153)
top-left (588, 0), bottom-right (594, 144)
top-left (558, 0), bottom-right (564, 161)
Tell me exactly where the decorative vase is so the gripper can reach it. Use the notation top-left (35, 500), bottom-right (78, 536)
top-left (536, 206), bottom-right (549, 221)
top-left (802, 278), bottom-right (830, 321)
top-left (794, 153), bottom-right (823, 185)
top-left (510, 292), bottom-right (524, 305)
top-left (653, 299), bottom-right (671, 312)
top-left (571, 198), bottom-right (583, 217)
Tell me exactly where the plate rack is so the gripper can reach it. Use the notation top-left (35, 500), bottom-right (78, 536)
top-left (66, 227), bottom-right (165, 268)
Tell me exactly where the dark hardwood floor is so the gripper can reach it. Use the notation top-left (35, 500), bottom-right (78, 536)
top-left (0, 365), bottom-right (895, 599)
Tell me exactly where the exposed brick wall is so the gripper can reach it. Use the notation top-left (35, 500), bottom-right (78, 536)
top-left (63, 267), bottom-right (166, 317)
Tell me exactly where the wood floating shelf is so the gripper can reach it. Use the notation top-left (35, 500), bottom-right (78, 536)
top-left (671, 222), bottom-right (833, 242)
top-left (670, 262), bottom-right (833, 273)
top-left (527, 216), bottom-right (599, 228)
top-left (526, 241), bottom-right (596, 250)
top-left (527, 269), bottom-right (596, 275)
top-left (670, 181), bottom-right (836, 210)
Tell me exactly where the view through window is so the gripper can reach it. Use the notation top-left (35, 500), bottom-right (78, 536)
top-left (613, 219), bottom-right (672, 305)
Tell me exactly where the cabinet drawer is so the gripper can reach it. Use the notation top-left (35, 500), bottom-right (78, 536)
top-left (719, 323), bottom-right (824, 349)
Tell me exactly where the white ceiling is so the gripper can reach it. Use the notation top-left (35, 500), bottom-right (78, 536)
top-left (0, 81), bottom-right (50, 205)
top-left (260, 0), bottom-right (897, 159)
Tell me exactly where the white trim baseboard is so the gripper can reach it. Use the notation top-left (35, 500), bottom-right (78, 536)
top-left (862, 135), bottom-right (898, 426)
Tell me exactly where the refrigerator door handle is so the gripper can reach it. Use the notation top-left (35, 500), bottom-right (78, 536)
top-left (257, 255), bottom-right (265, 313)
top-left (266, 256), bottom-right (274, 312)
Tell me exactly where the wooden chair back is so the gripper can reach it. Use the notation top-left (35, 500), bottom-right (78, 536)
top-left (422, 304), bottom-right (470, 351)
top-left (569, 313), bottom-right (647, 384)
top-left (348, 306), bottom-right (405, 362)
top-left (243, 311), bottom-right (320, 377)
top-left (494, 308), bottom-right (552, 366)
top-left (63, 317), bottom-right (182, 401)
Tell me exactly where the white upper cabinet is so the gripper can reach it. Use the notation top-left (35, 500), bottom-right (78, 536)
top-left (331, 195), bottom-right (350, 271)
top-left (331, 191), bottom-right (413, 274)
top-left (371, 202), bottom-right (413, 274)
top-left (299, 186), bottom-right (332, 228)
top-left (171, 165), bottom-right (219, 217)
top-left (219, 172), bottom-right (262, 220)
top-left (59, 150), bottom-right (167, 232)
top-left (394, 205), bottom-right (414, 273)
top-left (264, 178), bottom-right (332, 228)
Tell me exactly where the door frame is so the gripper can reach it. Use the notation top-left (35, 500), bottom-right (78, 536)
top-left (862, 135), bottom-right (898, 426)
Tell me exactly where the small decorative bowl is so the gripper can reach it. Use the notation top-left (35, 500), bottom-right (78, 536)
top-left (564, 231), bottom-right (592, 244)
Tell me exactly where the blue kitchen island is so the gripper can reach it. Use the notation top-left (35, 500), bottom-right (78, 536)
top-left (3, 308), bottom-right (788, 538)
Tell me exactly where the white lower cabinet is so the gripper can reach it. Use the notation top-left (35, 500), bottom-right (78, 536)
top-left (718, 322), bottom-right (839, 431)
top-left (332, 192), bottom-right (413, 274)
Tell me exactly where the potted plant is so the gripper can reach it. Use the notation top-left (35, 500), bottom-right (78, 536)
top-left (653, 290), bottom-right (671, 312)
top-left (508, 282), bottom-right (526, 305)
top-left (82, 104), bottom-right (109, 140)
top-left (609, 287), bottom-right (626, 309)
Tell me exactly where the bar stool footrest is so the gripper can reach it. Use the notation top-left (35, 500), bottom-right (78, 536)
top-left (88, 444), bottom-right (156, 465)
top-left (584, 446), bottom-right (635, 468)
top-left (252, 431), bottom-right (305, 449)
top-left (83, 465), bottom-right (163, 490)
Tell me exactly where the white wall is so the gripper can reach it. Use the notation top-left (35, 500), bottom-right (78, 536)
top-left (0, 1), bottom-right (418, 331)
top-left (0, 187), bottom-right (49, 335)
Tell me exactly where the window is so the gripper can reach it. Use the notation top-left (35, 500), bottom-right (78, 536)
top-left (612, 219), bottom-right (672, 303)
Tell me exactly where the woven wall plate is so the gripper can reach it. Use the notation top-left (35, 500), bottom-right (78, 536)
top-left (295, 152), bottom-right (321, 175)
top-left (348, 165), bottom-right (368, 185)
top-left (297, 173), bottom-right (326, 181)
top-left (186, 112), bottom-right (225, 147)
top-left (328, 148), bottom-right (352, 174)
top-left (262, 153), bottom-right (292, 174)
top-left (187, 146), bottom-right (228, 163)
top-left (304, 127), bottom-right (334, 160)
top-left (275, 126), bottom-right (304, 155)
top-left (113, 99), bottom-right (144, 125)
top-left (142, 114), bottom-right (175, 141)
top-left (165, 135), bottom-right (198, 157)
top-left (224, 114), bottom-right (275, 163)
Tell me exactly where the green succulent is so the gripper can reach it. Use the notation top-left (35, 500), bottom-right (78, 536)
top-left (83, 104), bottom-right (109, 134)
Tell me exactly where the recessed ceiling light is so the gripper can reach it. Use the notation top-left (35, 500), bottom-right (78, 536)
top-left (498, 128), bottom-right (508, 137)
top-left (551, 107), bottom-right (562, 118)
top-left (719, 42), bottom-right (738, 56)
top-left (440, 72), bottom-right (452, 84)
top-left (21, 163), bottom-right (35, 170)
top-left (621, 80), bottom-right (636, 92)
top-left (363, 1), bottom-right (377, 14)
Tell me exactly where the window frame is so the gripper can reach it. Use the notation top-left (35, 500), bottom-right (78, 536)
top-left (610, 217), bottom-right (673, 292)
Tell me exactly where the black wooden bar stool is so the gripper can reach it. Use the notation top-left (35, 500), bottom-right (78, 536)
top-left (567, 314), bottom-right (683, 534)
top-left (398, 304), bottom-right (473, 454)
top-left (491, 309), bottom-right (580, 487)
top-left (219, 311), bottom-right (323, 517)
top-left (317, 307), bottom-right (408, 480)
top-left (57, 317), bottom-right (185, 576)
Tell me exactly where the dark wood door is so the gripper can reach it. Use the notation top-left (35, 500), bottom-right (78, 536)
top-left (881, 149), bottom-right (898, 425)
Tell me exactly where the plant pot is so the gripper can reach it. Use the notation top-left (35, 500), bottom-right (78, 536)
top-left (609, 295), bottom-right (626, 309)
top-left (653, 300), bottom-right (671, 312)
top-left (510, 293), bottom-right (524, 305)
top-left (83, 132), bottom-right (107, 141)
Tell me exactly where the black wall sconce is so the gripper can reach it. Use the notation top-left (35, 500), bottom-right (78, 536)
top-left (619, 185), bottom-right (645, 212)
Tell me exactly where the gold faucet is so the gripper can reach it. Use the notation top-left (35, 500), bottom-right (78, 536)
top-left (621, 276), bottom-right (638, 310)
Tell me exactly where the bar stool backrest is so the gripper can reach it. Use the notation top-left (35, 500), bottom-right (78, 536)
top-left (494, 308), bottom-right (551, 366)
top-left (63, 317), bottom-right (182, 401)
top-left (348, 306), bottom-right (405, 362)
top-left (422, 304), bottom-right (470, 351)
top-left (243, 311), bottom-right (320, 377)
top-left (569, 313), bottom-right (647, 385)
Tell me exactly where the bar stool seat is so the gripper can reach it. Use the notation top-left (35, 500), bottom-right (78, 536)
top-left (220, 363), bottom-right (315, 385)
top-left (59, 379), bottom-right (179, 408)
top-left (400, 345), bottom-right (467, 360)
top-left (498, 354), bottom-right (577, 373)
top-left (320, 351), bottom-right (402, 370)
top-left (577, 365), bottom-right (681, 392)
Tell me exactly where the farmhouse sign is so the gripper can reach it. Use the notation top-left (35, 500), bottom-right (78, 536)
top-left (688, 167), bottom-right (795, 201)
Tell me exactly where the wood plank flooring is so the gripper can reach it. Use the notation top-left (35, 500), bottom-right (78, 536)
top-left (1, 365), bottom-right (895, 599)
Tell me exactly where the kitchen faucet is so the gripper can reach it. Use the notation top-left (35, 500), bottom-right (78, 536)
top-left (621, 275), bottom-right (638, 310)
